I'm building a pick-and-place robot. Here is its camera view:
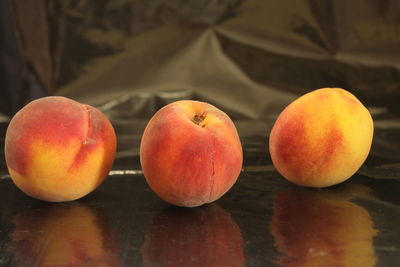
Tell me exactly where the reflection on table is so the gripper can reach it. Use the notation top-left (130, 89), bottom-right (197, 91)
top-left (141, 204), bottom-right (245, 267)
top-left (271, 184), bottom-right (378, 267)
top-left (9, 202), bottom-right (121, 267)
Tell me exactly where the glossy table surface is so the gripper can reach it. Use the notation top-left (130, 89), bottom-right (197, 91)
top-left (0, 108), bottom-right (399, 267)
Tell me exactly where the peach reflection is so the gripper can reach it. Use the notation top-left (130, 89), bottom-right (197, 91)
top-left (141, 204), bottom-right (245, 267)
top-left (271, 184), bottom-right (378, 267)
top-left (9, 202), bottom-right (121, 267)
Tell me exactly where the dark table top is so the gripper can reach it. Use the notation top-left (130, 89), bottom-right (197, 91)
top-left (0, 107), bottom-right (399, 267)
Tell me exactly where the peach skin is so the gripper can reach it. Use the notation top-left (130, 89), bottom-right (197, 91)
top-left (141, 204), bottom-right (245, 267)
top-left (269, 88), bottom-right (374, 187)
top-left (140, 100), bottom-right (243, 207)
top-left (5, 96), bottom-right (117, 202)
top-left (270, 185), bottom-right (378, 267)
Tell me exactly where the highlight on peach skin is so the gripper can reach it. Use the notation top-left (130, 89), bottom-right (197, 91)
top-left (141, 204), bottom-right (245, 267)
top-left (4, 96), bottom-right (117, 202)
top-left (140, 100), bottom-right (243, 207)
top-left (9, 202), bottom-right (121, 266)
top-left (269, 88), bottom-right (374, 187)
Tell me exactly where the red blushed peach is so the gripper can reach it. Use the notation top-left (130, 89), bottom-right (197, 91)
top-left (5, 96), bottom-right (116, 202)
top-left (9, 202), bottom-right (121, 266)
top-left (140, 100), bottom-right (243, 207)
top-left (270, 185), bottom-right (378, 267)
top-left (141, 204), bottom-right (245, 267)
top-left (269, 88), bottom-right (374, 187)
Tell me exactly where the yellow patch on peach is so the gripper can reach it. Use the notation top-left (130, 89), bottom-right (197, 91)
top-left (9, 141), bottom-right (108, 201)
top-left (269, 88), bottom-right (373, 187)
top-left (5, 96), bottom-right (116, 202)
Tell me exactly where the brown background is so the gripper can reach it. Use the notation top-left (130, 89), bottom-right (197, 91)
top-left (1, 0), bottom-right (400, 116)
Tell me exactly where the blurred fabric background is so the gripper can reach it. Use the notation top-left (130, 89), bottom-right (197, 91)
top-left (1, 0), bottom-right (400, 117)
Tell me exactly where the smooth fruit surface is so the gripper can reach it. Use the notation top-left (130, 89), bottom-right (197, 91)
top-left (269, 88), bottom-right (373, 187)
top-left (140, 100), bottom-right (242, 207)
top-left (5, 96), bottom-right (116, 201)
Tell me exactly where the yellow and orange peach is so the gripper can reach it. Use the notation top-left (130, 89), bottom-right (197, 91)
top-left (269, 88), bottom-right (373, 187)
top-left (5, 96), bottom-right (116, 202)
top-left (140, 100), bottom-right (243, 207)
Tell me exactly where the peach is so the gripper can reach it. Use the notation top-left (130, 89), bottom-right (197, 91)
top-left (5, 96), bottom-right (116, 202)
top-left (270, 185), bottom-right (378, 267)
top-left (140, 100), bottom-right (242, 207)
top-left (269, 88), bottom-right (374, 187)
top-left (9, 202), bottom-right (121, 266)
top-left (141, 204), bottom-right (245, 267)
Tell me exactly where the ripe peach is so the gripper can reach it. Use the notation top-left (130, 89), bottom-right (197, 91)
top-left (270, 185), bottom-right (377, 267)
top-left (9, 202), bottom-right (121, 266)
top-left (141, 204), bottom-right (245, 267)
top-left (140, 100), bottom-right (242, 207)
top-left (269, 88), bottom-right (374, 187)
top-left (5, 96), bottom-right (116, 202)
